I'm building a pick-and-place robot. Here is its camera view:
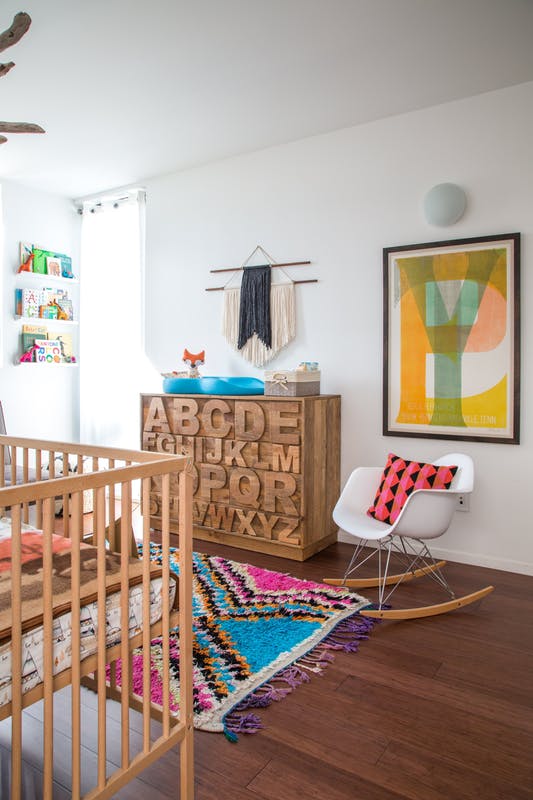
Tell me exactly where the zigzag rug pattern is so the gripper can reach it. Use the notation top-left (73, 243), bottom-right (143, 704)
top-left (114, 545), bottom-right (374, 739)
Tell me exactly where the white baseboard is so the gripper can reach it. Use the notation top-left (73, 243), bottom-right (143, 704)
top-left (336, 531), bottom-right (533, 576)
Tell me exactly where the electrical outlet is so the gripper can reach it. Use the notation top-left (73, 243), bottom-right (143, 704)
top-left (456, 494), bottom-right (470, 512)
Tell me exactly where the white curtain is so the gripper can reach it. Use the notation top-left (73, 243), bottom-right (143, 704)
top-left (79, 191), bottom-right (159, 449)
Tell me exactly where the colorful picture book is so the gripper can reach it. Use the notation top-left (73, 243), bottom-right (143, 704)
top-left (53, 333), bottom-right (74, 362)
top-left (15, 288), bottom-right (41, 317)
top-left (46, 256), bottom-right (62, 277)
top-left (20, 244), bottom-right (74, 279)
top-left (20, 325), bottom-right (76, 363)
top-left (15, 287), bottom-right (74, 320)
top-left (21, 324), bottom-right (47, 355)
top-left (34, 340), bottom-right (62, 364)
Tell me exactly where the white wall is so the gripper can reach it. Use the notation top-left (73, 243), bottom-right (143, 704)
top-left (0, 180), bottom-right (80, 440)
top-left (145, 81), bottom-right (533, 574)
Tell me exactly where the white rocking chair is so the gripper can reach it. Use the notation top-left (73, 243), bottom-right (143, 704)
top-left (324, 453), bottom-right (494, 620)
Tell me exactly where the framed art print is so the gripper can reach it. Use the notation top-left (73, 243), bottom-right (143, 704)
top-left (383, 233), bottom-right (520, 444)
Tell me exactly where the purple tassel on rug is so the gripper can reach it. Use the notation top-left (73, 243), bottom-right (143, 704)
top-left (224, 712), bottom-right (263, 741)
top-left (222, 610), bottom-right (376, 741)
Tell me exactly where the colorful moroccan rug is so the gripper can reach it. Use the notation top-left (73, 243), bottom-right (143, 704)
top-left (122, 545), bottom-right (374, 739)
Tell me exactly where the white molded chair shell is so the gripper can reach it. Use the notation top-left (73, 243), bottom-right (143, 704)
top-left (326, 453), bottom-right (494, 619)
top-left (333, 453), bottom-right (474, 542)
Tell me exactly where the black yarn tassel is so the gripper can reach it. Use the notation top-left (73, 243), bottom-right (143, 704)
top-left (238, 264), bottom-right (272, 349)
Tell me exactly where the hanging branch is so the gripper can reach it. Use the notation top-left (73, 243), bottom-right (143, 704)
top-left (206, 279), bottom-right (318, 292)
top-left (0, 11), bottom-right (31, 52)
top-left (0, 12), bottom-right (45, 144)
top-left (210, 260), bottom-right (311, 274)
top-left (0, 61), bottom-right (15, 78)
top-left (0, 121), bottom-right (45, 134)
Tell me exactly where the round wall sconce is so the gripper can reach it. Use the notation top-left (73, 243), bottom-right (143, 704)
top-left (423, 183), bottom-right (467, 226)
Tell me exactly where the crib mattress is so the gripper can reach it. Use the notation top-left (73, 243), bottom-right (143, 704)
top-left (0, 519), bottom-right (177, 708)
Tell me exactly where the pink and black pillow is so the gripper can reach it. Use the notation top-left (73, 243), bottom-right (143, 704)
top-left (367, 453), bottom-right (458, 525)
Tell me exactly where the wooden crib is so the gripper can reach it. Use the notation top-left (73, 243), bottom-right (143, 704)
top-left (0, 435), bottom-right (193, 800)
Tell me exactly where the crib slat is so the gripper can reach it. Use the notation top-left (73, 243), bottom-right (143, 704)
top-left (96, 485), bottom-right (107, 790)
top-left (108, 460), bottom-right (116, 552)
top-left (10, 505), bottom-right (22, 800)
top-left (71, 492), bottom-right (82, 800)
top-left (62, 451), bottom-right (70, 538)
top-left (162, 473), bottom-right (171, 737)
top-left (48, 451), bottom-right (55, 479)
top-left (42, 497), bottom-right (54, 800)
top-left (108, 467), bottom-right (118, 691)
top-left (36, 450), bottom-right (43, 527)
top-left (22, 448), bottom-right (29, 523)
top-left (11, 446), bottom-right (17, 487)
top-left (142, 477), bottom-right (151, 753)
top-left (76, 454), bottom-right (84, 540)
top-left (0, 442), bottom-right (4, 488)
top-left (91, 457), bottom-right (99, 546)
top-left (120, 481), bottom-right (131, 769)
top-left (179, 470), bottom-right (194, 799)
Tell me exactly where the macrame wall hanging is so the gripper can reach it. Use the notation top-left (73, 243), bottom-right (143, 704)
top-left (206, 246), bottom-right (317, 367)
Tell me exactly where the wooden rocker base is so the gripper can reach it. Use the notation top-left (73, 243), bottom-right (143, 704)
top-left (323, 560), bottom-right (447, 589)
top-left (359, 585), bottom-right (495, 620)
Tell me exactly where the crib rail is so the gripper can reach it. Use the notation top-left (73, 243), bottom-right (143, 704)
top-left (0, 435), bottom-right (194, 799)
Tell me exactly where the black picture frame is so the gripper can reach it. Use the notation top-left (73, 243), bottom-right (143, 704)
top-left (383, 232), bottom-right (520, 444)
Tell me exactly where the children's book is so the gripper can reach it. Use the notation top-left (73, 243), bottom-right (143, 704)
top-left (22, 323), bottom-right (48, 334)
top-left (46, 256), bottom-right (62, 277)
top-left (51, 332), bottom-right (74, 362)
top-left (34, 339), bottom-right (62, 364)
top-left (32, 248), bottom-right (72, 277)
top-left (20, 288), bottom-right (44, 317)
top-left (58, 297), bottom-right (74, 320)
top-left (21, 324), bottom-right (47, 355)
top-left (19, 242), bottom-right (34, 270)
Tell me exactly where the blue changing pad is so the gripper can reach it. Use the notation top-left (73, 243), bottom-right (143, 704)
top-left (162, 376), bottom-right (265, 395)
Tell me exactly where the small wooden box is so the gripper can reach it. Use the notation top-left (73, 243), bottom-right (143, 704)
top-left (264, 370), bottom-right (321, 396)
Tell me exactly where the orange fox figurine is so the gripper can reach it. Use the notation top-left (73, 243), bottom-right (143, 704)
top-left (182, 349), bottom-right (205, 378)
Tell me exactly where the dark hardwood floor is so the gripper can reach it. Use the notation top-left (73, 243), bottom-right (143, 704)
top-left (2, 537), bottom-right (532, 798)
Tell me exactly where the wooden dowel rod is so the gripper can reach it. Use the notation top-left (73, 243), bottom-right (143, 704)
top-left (142, 477), bottom-right (151, 753)
top-left (10, 504), bottom-right (22, 800)
top-left (22, 448), bottom-right (29, 524)
top-left (120, 482), bottom-right (131, 769)
top-left (62, 451), bottom-right (69, 539)
top-left (210, 260), bottom-right (310, 273)
top-left (11, 446), bottom-right (17, 486)
top-left (96, 485), bottom-right (107, 790)
top-left (36, 450), bottom-right (42, 528)
top-left (206, 278), bottom-right (318, 292)
top-left (43, 498), bottom-right (54, 800)
top-left (71, 492), bottom-right (82, 800)
top-left (179, 471), bottom-right (194, 799)
top-left (161, 473), bottom-right (170, 738)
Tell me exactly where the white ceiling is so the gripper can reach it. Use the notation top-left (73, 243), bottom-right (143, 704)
top-left (1, 0), bottom-right (533, 198)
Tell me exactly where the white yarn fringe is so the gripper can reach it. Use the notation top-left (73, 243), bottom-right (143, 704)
top-left (222, 283), bottom-right (296, 367)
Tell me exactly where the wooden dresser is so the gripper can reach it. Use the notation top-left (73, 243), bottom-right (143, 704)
top-left (141, 393), bottom-right (340, 560)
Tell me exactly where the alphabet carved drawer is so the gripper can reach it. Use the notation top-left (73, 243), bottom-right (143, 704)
top-left (141, 393), bottom-right (341, 560)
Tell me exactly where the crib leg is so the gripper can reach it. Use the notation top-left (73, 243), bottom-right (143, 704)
top-left (180, 726), bottom-right (194, 799)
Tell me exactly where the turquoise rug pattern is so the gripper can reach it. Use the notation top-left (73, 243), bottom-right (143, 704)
top-left (127, 545), bottom-right (374, 739)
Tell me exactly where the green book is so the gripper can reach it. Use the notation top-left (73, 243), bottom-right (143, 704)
top-left (21, 324), bottom-right (47, 354)
top-left (32, 248), bottom-right (72, 277)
